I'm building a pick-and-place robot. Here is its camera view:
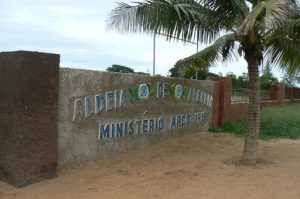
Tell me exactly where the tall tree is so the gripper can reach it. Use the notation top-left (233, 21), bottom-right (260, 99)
top-left (107, 0), bottom-right (300, 164)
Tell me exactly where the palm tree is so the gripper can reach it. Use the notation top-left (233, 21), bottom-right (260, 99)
top-left (107, 0), bottom-right (300, 164)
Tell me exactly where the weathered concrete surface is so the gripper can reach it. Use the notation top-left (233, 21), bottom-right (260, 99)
top-left (208, 77), bottom-right (232, 126)
top-left (58, 68), bottom-right (215, 168)
top-left (0, 51), bottom-right (59, 187)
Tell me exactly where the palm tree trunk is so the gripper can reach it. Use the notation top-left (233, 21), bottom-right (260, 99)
top-left (241, 48), bottom-right (261, 165)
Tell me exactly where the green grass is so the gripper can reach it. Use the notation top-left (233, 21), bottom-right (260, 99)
top-left (211, 104), bottom-right (300, 140)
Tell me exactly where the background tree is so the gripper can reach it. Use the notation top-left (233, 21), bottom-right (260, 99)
top-left (107, 64), bottom-right (150, 75)
top-left (237, 73), bottom-right (250, 89)
top-left (168, 64), bottom-right (180, 78)
top-left (226, 72), bottom-right (239, 89)
top-left (107, 0), bottom-right (300, 164)
top-left (107, 64), bottom-right (135, 73)
top-left (168, 63), bottom-right (218, 80)
top-left (226, 72), bottom-right (250, 89)
top-left (260, 62), bottom-right (279, 89)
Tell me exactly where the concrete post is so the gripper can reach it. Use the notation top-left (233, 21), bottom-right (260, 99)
top-left (0, 51), bottom-right (60, 187)
top-left (208, 77), bottom-right (232, 127)
top-left (209, 80), bottom-right (220, 128)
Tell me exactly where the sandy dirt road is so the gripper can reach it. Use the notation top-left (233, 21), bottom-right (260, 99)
top-left (1, 132), bottom-right (300, 199)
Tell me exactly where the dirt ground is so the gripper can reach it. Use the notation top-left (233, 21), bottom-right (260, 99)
top-left (1, 132), bottom-right (300, 199)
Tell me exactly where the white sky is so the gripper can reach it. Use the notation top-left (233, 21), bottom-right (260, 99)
top-left (0, 0), bottom-right (284, 78)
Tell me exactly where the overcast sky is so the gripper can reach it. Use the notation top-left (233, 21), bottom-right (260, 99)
top-left (0, 0), bottom-right (279, 77)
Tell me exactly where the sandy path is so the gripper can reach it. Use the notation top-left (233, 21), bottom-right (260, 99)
top-left (1, 132), bottom-right (300, 199)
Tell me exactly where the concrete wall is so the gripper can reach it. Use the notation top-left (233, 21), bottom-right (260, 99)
top-left (229, 100), bottom-right (300, 123)
top-left (58, 68), bottom-right (215, 168)
top-left (209, 78), bottom-right (300, 124)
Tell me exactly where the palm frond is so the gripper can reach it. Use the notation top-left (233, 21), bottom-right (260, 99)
top-left (106, 0), bottom-right (221, 43)
top-left (199, 0), bottom-right (248, 17)
top-left (198, 0), bottom-right (249, 29)
top-left (175, 33), bottom-right (237, 74)
top-left (284, 12), bottom-right (300, 40)
top-left (265, 37), bottom-right (300, 75)
top-left (263, 12), bottom-right (300, 45)
top-left (241, 0), bottom-right (294, 34)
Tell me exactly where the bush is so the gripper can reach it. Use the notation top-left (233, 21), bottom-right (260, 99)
top-left (211, 104), bottom-right (300, 140)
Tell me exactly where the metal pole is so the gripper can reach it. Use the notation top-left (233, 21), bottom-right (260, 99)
top-left (153, 32), bottom-right (156, 76)
top-left (195, 33), bottom-right (199, 80)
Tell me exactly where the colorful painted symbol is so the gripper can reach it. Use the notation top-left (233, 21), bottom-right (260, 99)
top-left (138, 83), bottom-right (150, 100)
top-left (175, 84), bottom-right (184, 99)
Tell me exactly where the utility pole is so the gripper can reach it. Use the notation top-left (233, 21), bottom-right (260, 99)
top-left (153, 32), bottom-right (156, 76)
top-left (195, 32), bottom-right (199, 80)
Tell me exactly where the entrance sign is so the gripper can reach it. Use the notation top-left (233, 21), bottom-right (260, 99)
top-left (59, 68), bottom-right (215, 168)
